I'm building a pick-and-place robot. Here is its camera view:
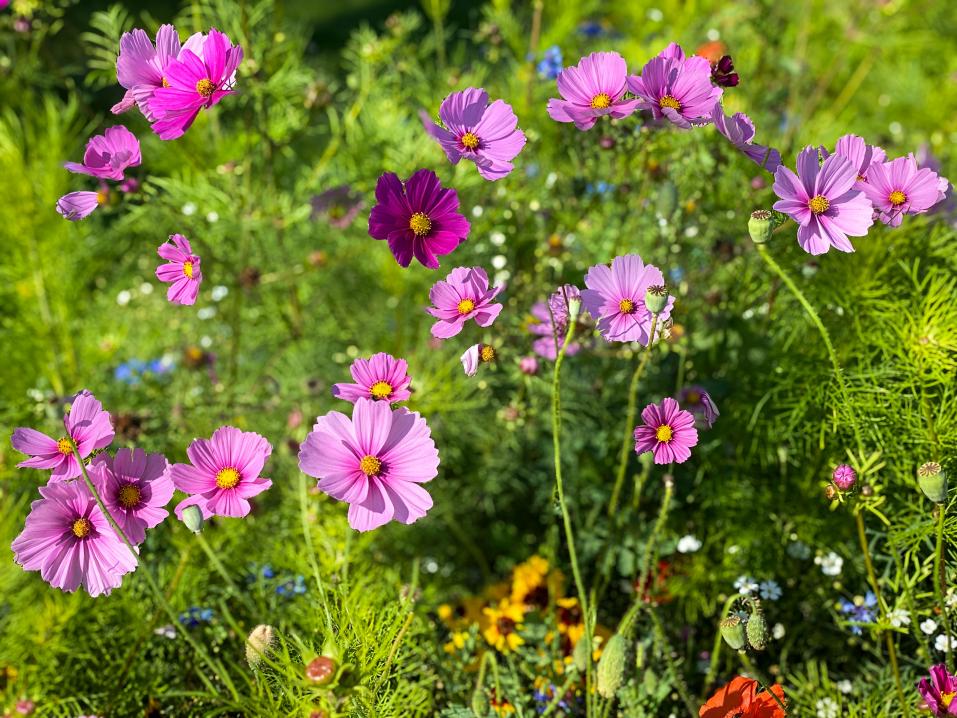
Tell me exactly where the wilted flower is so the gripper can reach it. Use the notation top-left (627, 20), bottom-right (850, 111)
top-left (711, 106), bottom-right (781, 172)
top-left (711, 55), bottom-right (739, 87)
top-left (679, 385), bottom-right (720, 429)
top-left (546, 51), bottom-right (639, 131)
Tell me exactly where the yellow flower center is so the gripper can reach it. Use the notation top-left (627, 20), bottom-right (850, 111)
top-left (590, 93), bottom-right (611, 109)
top-left (457, 298), bottom-right (475, 314)
top-left (460, 132), bottom-right (480, 149)
top-left (409, 212), bottom-right (432, 236)
top-left (856, 174), bottom-right (867, 182)
top-left (655, 425), bottom-right (673, 442)
top-left (57, 437), bottom-right (74, 455)
top-left (685, 391), bottom-right (701, 405)
top-left (162, 77), bottom-right (170, 88)
top-left (889, 190), bottom-right (907, 206)
top-left (183, 261), bottom-right (194, 279)
top-left (480, 345), bottom-right (496, 362)
top-left (359, 455), bottom-right (382, 476)
top-left (659, 95), bottom-right (681, 110)
top-left (196, 78), bottom-right (216, 98)
top-left (808, 195), bottom-right (830, 214)
top-left (71, 518), bottom-right (92, 538)
top-left (370, 381), bottom-right (393, 400)
top-left (618, 298), bottom-right (635, 314)
top-left (943, 692), bottom-right (956, 708)
top-left (215, 467), bottom-right (241, 490)
top-left (117, 484), bottom-right (142, 509)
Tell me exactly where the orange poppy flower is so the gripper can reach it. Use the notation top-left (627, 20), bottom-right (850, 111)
top-left (700, 676), bottom-right (786, 718)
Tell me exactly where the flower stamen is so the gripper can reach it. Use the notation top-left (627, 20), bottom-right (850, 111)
top-left (57, 437), bottom-right (74, 455)
top-left (457, 298), bottom-right (475, 315)
top-left (183, 261), bottom-right (194, 279)
top-left (590, 93), bottom-right (612, 109)
top-left (409, 212), bottom-right (432, 236)
top-left (659, 95), bottom-right (681, 110)
top-left (460, 132), bottom-right (480, 150)
top-left (808, 195), bottom-right (830, 214)
top-left (71, 517), bottom-right (92, 538)
top-left (215, 467), bottom-right (241, 490)
top-left (618, 298), bottom-right (636, 314)
top-left (117, 483), bottom-right (142, 509)
top-left (359, 455), bottom-right (382, 476)
top-left (655, 425), bottom-right (673, 442)
top-left (480, 345), bottom-right (496, 363)
top-left (369, 381), bottom-right (393, 400)
top-left (888, 190), bottom-right (907, 206)
top-left (196, 78), bottom-right (216, 98)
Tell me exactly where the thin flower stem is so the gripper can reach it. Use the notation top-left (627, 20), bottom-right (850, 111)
top-left (739, 653), bottom-right (788, 715)
top-left (551, 312), bottom-right (594, 714)
top-left (647, 605), bottom-right (698, 718)
top-left (71, 447), bottom-right (233, 698)
top-left (608, 314), bottom-right (659, 518)
top-left (299, 472), bottom-right (335, 634)
top-left (936, 504), bottom-right (952, 643)
top-left (194, 530), bottom-right (256, 614)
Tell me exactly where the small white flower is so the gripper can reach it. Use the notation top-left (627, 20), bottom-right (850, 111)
top-left (772, 623), bottom-right (786, 640)
top-left (489, 231), bottom-right (506, 246)
top-left (154, 625), bottom-right (176, 639)
top-left (545, 172), bottom-right (558, 188)
top-left (815, 697), bottom-right (839, 718)
top-left (734, 575), bottom-right (759, 595)
top-left (491, 255), bottom-right (507, 270)
top-left (677, 535), bottom-right (701, 554)
top-left (206, 211), bottom-right (219, 223)
top-left (683, 225), bottom-right (699, 238)
top-left (182, 202), bottom-right (197, 216)
top-left (936, 634), bottom-right (955, 653)
top-left (816, 552), bottom-right (843, 576)
top-left (836, 679), bottom-right (853, 694)
top-left (759, 580), bottom-right (782, 601)
top-left (887, 609), bottom-right (911, 628)
top-left (199, 335), bottom-right (213, 348)
top-left (116, 290), bottom-right (132, 306)
top-left (726, 544), bottom-right (740, 555)
top-left (210, 285), bottom-right (229, 302)
top-left (946, 588), bottom-right (957, 609)
top-left (921, 618), bottom-right (939, 635)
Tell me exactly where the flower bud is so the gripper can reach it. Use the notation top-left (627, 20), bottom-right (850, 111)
top-left (644, 285), bottom-right (669, 315)
top-left (181, 504), bottom-right (204, 534)
top-left (471, 689), bottom-right (490, 717)
top-left (918, 462), bottom-right (948, 504)
top-left (746, 609), bottom-right (768, 651)
top-left (748, 210), bottom-right (773, 244)
top-left (567, 296), bottom-right (581, 322)
top-left (824, 484), bottom-right (837, 501)
top-left (572, 633), bottom-right (591, 673)
top-left (832, 464), bottom-right (857, 491)
top-left (306, 656), bottom-right (336, 685)
top-left (596, 633), bottom-right (630, 698)
top-left (519, 356), bottom-right (538, 375)
top-left (860, 484), bottom-right (874, 497)
top-left (245, 623), bottom-right (276, 668)
top-left (719, 615), bottom-right (746, 650)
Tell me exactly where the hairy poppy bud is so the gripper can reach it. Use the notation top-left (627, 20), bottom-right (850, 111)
top-left (918, 462), bottom-right (948, 503)
top-left (597, 633), bottom-right (630, 698)
top-left (180, 504), bottom-right (204, 534)
top-left (573, 635), bottom-right (590, 673)
top-left (720, 615), bottom-right (746, 650)
top-left (747, 608), bottom-right (769, 651)
top-left (246, 624), bottom-right (276, 668)
top-left (748, 210), bottom-right (773, 244)
top-left (645, 285), bottom-right (669, 314)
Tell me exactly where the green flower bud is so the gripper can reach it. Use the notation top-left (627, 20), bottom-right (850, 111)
top-left (644, 285), bottom-right (669, 315)
top-left (918, 462), bottom-right (948, 503)
top-left (471, 689), bottom-right (490, 717)
top-left (597, 633), bottom-right (630, 699)
top-left (245, 623), bottom-right (276, 668)
top-left (746, 609), bottom-right (768, 651)
top-left (567, 295), bottom-right (581, 322)
top-left (180, 504), bottom-right (204, 534)
top-left (748, 210), bottom-right (773, 245)
top-left (719, 615), bottom-right (746, 651)
top-left (573, 635), bottom-right (590, 673)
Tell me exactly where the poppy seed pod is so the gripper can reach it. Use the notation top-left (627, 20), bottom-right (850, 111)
top-left (720, 615), bottom-right (747, 650)
top-left (306, 655), bottom-right (336, 685)
top-left (597, 633), bottom-right (630, 698)
top-left (645, 285), bottom-right (669, 315)
top-left (747, 608), bottom-right (769, 651)
top-left (180, 504), bottom-right (204, 534)
top-left (748, 210), bottom-right (773, 244)
top-left (918, 462), bottom-right (948, 504)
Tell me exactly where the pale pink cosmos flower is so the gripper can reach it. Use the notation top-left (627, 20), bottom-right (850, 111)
top-left (427, 266), bottom-right (503, 339)
top-left (11, 479), bottom-right (137, 597)
top-left (91, 448), bottom-right (174, 545)
top-left (156, 233), bottom-right (202, 305)
top-left (633, 398), bottom-right (699, 465)
top-left (546, 51), bottom-right (640, 131)
top-left (171, 426), bottom-right (273, 519)
top-left (581, 255), bottom-right (674, 345)
top-left (627, 48), bottom-right (722, 128)
top-left (298, 398), bottom-right (439, 532)
top-left (529, 285), bottom-right (583, 360)
top-left (461, 343), bottom-right (496, 376)
top-left (11, 390), bottom-right (114, 481)
top-left (421, 88), bottom-right (527, 181)
top-left (829, 134), bottom-right (886, 189)
top-left (332, 353), bottom-right (412, 404)
top-left (64, 126), bottom-right (141, 180)
top-left (859, 154), bottom-right (947, 227)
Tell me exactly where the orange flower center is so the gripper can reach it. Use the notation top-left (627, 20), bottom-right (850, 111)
top-left (808, 195), bottom-right (830, 214)
top-left (369, 381), bottom-right (392, 400)
top-left (590, 93), bottom-right (611, 109)
top-left (359, 455), bottom-right (382, 476)
top-left (196, 78), bottom-right (216, 98)
top-left (71, 518), bottom-right (92, 538)
top-left (215, 467), bottom-right (241, 489)
top-left (409, 212), bottom-right (432, 236)
top-left (659, 95), bottom-right (681, 110)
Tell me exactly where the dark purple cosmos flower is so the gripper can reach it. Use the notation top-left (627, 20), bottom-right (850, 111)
top-left (310, 185), bottom-right (363, 228)
top-left (581, 255), bottom-right (673, 345)
top-left (859, 154), bottom-right (946, 227)
top-left (546, 51), bottom-right (639, 131)
top-left (368, 169), bottom-right (470, 269)
top-left (918, 664), bottom-right (957, 716)
top-left (147, 28), bottom-right (243, 140)
top-left (64, 126), bottom-right (141, 180)
top-left (634, 398), bottom-right (699, 464)
top-left (772, 146), bottom-right (874, 254)
top-left (711, 106), bottom-right (781, 172)
top-left (627, 48), bottom-right (722, 129)
top-left (427, 266), bottom-right (503, 339)
top-left (711, 55), bottom-right (739, 87)
top-left (679, 386), bottom-right (720, 429)
top-left (828, 134), bottom-right (885, 188)
top-left (421, 88), bottom-right (527, 181)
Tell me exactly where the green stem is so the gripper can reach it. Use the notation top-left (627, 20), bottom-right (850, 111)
top-left (551, 312), bottom-right (593, 713)
top-left (71, 446), bottom-right (233, 698)
top-left (739, 653), bottom-right (788, 715)
top-left (703, 594), bottom-right (742, 692)
top-left (608, 314), bottom-right (659, 518)
top-left (648, 606), bottom-right (698, 718)
top-left (936, 504), bottom-right (952, 643)
top-left (299, 472), bottom-right (334, 634)
top-left (620, 479), bottom-right (673, 638)
top-left (195, 530), bottom-right (256, 614)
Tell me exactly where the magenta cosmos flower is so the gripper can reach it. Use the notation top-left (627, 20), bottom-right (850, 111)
top-left (368, 169), bottom-right (470, 269)
top-left (56, 189), bottom-right (108, 221)
top-left (11, 479), bottom-right (137, 597)
top-left (147, 28), bottom-right (243, 140)
top-left (91, 448), bottom-right (173, 545)
top-left (860, 154), bottom-right (945, 228)
top-left (546, 51), bottom-right (639, 131)
top-left (919, 665), bottom-right (957, 716)
top-left (772, 146), bottom-right (874, 255)
top-left (582, 255), bottom-right (674, 345)
top-left (829, 134), bottom-right (885, 188)
top-left (332, 353), bottom-right (412, 404)
top-left (634, 398), bottom-right (699, 465)
top-left (156, 233), bottom-right (202, 305)
top-left (627, 49), bottom-right (722, 129)
top-left (529, 285), bottom-right (582, 360)
top-left (298, 398), bottom-right (439, 532)
top-left (832, 464), bottom-right (857, 491)
top-left (427, 266), bottom-right (503, 339)
top-left (64, 126), bottom-right (141, 180)
top-left (711, 106), bottom-right (780, 172)
top-left (679, 385), bottom-right (720, 429)
top-left (171, 426), bottom-right (272, 519)
top-left (11, 390), bottom-right (114, 481)
top-left (461, 343), bottom-right (496, 376)
top-left (422, 88), bottom-right (526, 181)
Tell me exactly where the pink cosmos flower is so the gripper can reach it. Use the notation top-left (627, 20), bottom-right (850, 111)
top-left (427, 266), bottom-right (503, 339)
top-left (421, 88), bottom-right (527, 181)
top-left (64, 126), bottom-right (141, 181)
top-left (332, 353), bottom-right (412, 404)
top-left (710, 106), bottom-right (781, 172)
top-left (832, 464), bottom-right (857, 491)
top-left (859, 154), bottom-right (946, 227)
top-left (91, 448), bottom-right (173, 545)
top-left (519, 356), bottom-right (539, 375)
top-left (11, 479), bottom-right (137, 597)
top-left (633, 398), bottom-right (699, 465)
top-left (56, 190), bottom-right (107, 221)
top-left (829, 134), bottom-right (885, 188)
top-left (581, 255), bottom-right (674, 345)
top-left (772, 146), bottom-right (874, 255)
top-left (147, 28), bottom-right (243, 140)
top-left (679, 385), bottom-right (720, 429)
top-left (461, 343), bottom-right (496, 376)
top-left (171, 426), bottom-right (272, 520)
top-left (627, 49), bottom-right (722, 128)
top-left (918, 664), bottom-right (957, 716)
top-left (11, 390), bottom-right (114, 481)
top-left (298, 398), bottom-right (439, 532)
top-left (368, 169), bottom-right (470, 269)
top-left (546, 51), bottom-right (640, 131)
top-left (156, 233), bottom-right (202, 305)
top-left (529, 285), bottom-right (582, 360)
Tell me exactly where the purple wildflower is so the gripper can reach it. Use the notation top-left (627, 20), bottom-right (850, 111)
top-left (859, 154), bottom-right (947, 227)
top-left (627, 49), bottom-right (722, 128)
top-left (581, 255), bottom-right (673, 345)
top-left (546, 52), bottom-right (639, 131)
top-left (634, 398), bottom-right (699, 465)
top-left (711, 106), bottom-right (781, 172)
top-left (332, 353), bottom-right (412, 404)
top-left (427, 266), bottom-right (503, 339)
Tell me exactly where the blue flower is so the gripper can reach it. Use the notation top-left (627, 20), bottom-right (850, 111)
top-left (114, 357), bottom-right (174, 385)
top-left (276, 575), bottom-right (307, 597)
top-left (839, 592), bottom-right (877, 635)
top-left (537, 45), bottom-right (563, 80)
top-left (178, 607), bottom-right (214, 627)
